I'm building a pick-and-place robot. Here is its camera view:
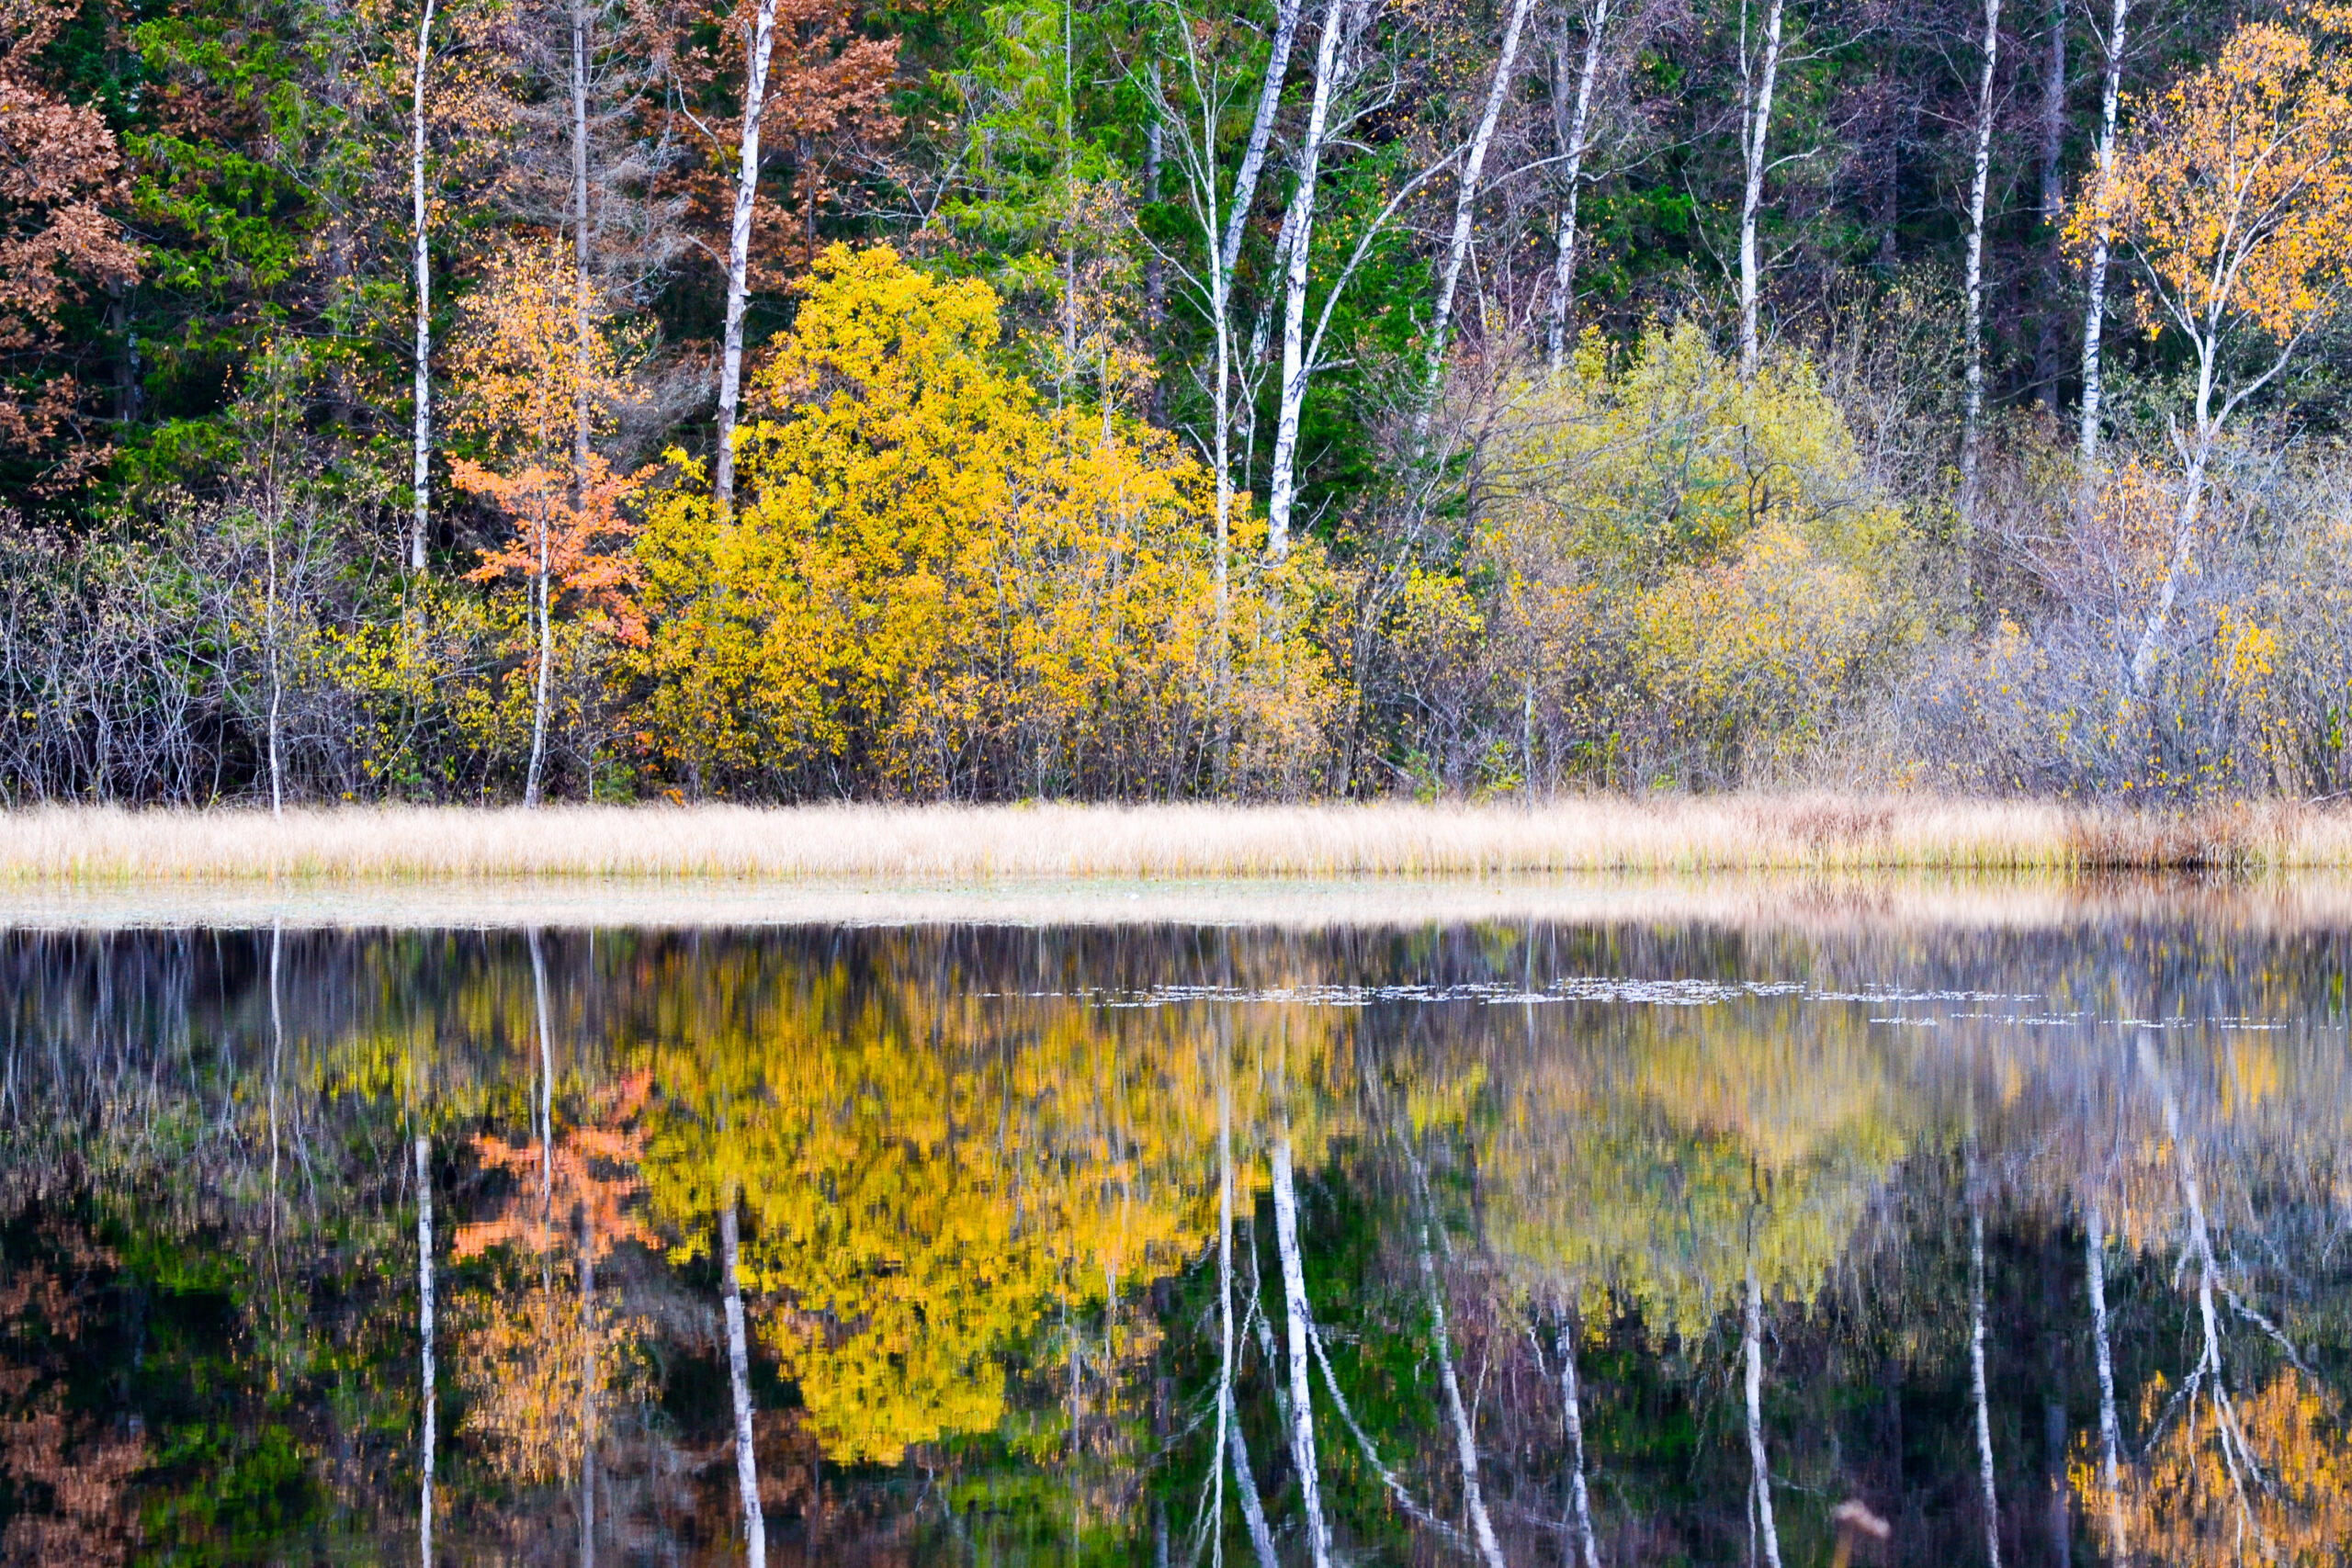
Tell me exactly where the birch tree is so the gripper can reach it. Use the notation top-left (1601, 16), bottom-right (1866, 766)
top-left (1736, 0), bottom-right (1788, 381)
top-left (2075, 0), bottom-right (2132, 472)
top-left (2065, 18), bottom-right (2352, 693)
top-left (1263, 0), bottom-right (1361, 560)
top-left (713, 0), bottom-right (782, 516)
top-left (411, 0), bottom-right (435, 571)
top-left (1958, 0), bottom-right (2001, 509)
top-left (2086, 1200), bottom-right (2128, 1562)
top-left (1422, 0), bottom-right (1542, 398)
top-left (1558, 1310), bottom-right (1601, 1568)
top-left (1744, 1260), bottom-right (1783, 1568)
top-left (1547, 0), bottom-right (1614, 370)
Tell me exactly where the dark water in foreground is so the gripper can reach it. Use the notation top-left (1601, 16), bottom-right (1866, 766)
top-left (2, 908), bottom-right (2348, 1565)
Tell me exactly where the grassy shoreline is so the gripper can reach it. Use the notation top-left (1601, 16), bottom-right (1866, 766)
top-left (0, 795), bottom-right (2348, 882)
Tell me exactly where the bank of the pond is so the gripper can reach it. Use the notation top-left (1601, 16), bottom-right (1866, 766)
top-left (0, 796), bottom-right (2349, 887)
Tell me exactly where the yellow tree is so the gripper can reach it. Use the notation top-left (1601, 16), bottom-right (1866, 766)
top-left (2068, 17), bottom-right (2352, 694)
top-left (447, 240), bottom-right (643, 806)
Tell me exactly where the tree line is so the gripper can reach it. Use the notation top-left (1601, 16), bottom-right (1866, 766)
top-left (6, 0), bottom-right (2352, 800)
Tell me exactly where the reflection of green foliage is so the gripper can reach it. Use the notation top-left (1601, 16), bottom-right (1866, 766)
top-left (1487, 999), bottom-right (1914, 1334)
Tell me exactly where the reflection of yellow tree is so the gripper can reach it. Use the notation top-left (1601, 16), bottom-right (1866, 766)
top-left (632, 942), bottom-right (1349, 1465)
top-left (2082, 1368), bottom-right (2352, 1567)
top-left (1488, 1003), bottom-right (1910, 1332)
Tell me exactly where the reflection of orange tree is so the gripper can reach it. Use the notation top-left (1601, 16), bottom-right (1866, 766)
top-left (632, 943), bottom-right (1351, 1467)
top-left (450, 1073), bottom-right (655, 1484)
top-left (0, 1235), bottom-right (145, 1562)
top-left (2077, 1367), bottom-right (2352, 1567)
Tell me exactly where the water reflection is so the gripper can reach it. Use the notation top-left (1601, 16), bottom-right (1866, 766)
top-left (3, 913), bottom-right (2351, 1564)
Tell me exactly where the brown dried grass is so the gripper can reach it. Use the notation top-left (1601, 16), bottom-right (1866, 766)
top-left (0, 795), bottom-right (2346, 884)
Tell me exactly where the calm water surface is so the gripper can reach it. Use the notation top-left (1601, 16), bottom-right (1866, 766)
top-left (3, 903), bottom-right (2348, 1564)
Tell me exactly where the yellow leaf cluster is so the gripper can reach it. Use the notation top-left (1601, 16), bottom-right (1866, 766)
top-left (630, 244), bottom-right (1346, 798)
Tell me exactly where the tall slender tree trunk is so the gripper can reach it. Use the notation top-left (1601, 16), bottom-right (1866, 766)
top-left (2085, 1201), bottom-right (2127, 1563)
top-left (1744, 1262), bottom-right (1783, 1568)
top-left (570, 0), bottom-right (593, 496)
top-left (411, 0), bottom-right (435, 572)
top-left (1736, 0), bottom-right (1787, 382)
top-left (1270, 1128), bottom-right (1332, 1568)
top-left (1959, 0), bottom-right (2002, 509)
top-left (1559, 1311), bottom-right (1601, 1568)
top-left (2076, 0), bottom-right (2130, 475)
top-left (720, 1198), bottom-right (767, 1567)
top-left (264, 474), bottom-right (285, 817)
top-left (1423, 0), bottom-right (1540, 400)
top-left (525, 523), bottom-right (552, 806)
top-left (1263, 0), bottom-right (1355, 560)
top-left (1546, 0), bottom-right (1611, 371)
top-left (416, 1134), bottom-right (435, 1568)
top-left (2127, 353), bottom-right (2214, 693)
top-left (2034, 0), bottom-right (2066, 410)
top-left (713, 0), bottom-right (782, 515)
top-left (1142, 65), bottom-right (1167, 421)
top-left (1222, 0), bottom-right (1305, 278)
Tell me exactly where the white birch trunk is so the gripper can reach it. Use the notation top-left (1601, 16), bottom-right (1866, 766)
top-left (2127, 355), bottom-right (2214, 693)
top-left (2076, 0), bottom-right (2130, 474)
top-left (1744, 1263), bottom-right (1783, 1568)
top-left (1423, 0), bottom-right (1540, 398)
top-left (265, 492), bottom-right (284, 818)
top-left (1559, 1314), bottom-right (1600, 1568)
top-left (1263, 0), bottom-right (1355, 560)
top-left (720, 1199), bottom-right (767, 1568)
top-left (416, 1134), bottom-right (436, 1568)
top-left (1736, 0), bottom-right (1786, 382)
top-left (1959, 0), bottom-right (2002, 507)
top-left (1271, 1132), bottom-right (1332, 1568)
top-left (713, 0), bottom-right (782, 515)
top-left (524, 523), bottom-right (552, 806)
top-left (410, 0), bottom-right (435, 572)
top-left (1413, 1201), bottom-right (1504, 1568)
top-left (1546, 0), bottom-right (1611, 372)
top-left (2086, 1202), bottom-right (2128, 1563)
top-left (1223, 0), bottom-right (1304, 277)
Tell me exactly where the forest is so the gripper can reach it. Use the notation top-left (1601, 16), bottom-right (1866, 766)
top-left (4, 0), bottom-right (2351, 803)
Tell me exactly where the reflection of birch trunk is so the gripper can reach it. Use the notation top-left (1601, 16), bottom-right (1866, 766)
top-left (416, 1134), bottom-right (435, 1568)
top-left (2086, 1201), bottom-right (2128, 1562)
top-left (1558, 1311), bottom-right (1601, 1568)
top-left (720, 1198), bottom-right (766, 1568)
top-left (1410, 1176), bottom-right (1503, 1568)
top-left (1217, 1049), bottom-right (1280, 1568)
top-left (1745, 1262), bottom-right (1783, 1568)
top-left (1270, 1128), bottom-right (1332, 1568)
top-left (268, 921), bottom-right (284, 1230)
top-left (1970, 1162), bottom-right (2003, 1568)
top-left (2136, 1033), bottom-right (2252, 1524)
top-left (532, 929), bottom-right (555, 1242)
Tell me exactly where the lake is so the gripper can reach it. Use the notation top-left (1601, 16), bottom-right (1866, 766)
top-left (1, 882), bottom-right (2345, 1564)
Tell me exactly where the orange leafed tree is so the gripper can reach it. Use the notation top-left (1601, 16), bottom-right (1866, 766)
top-left (0, 0), bottom-right (139, 491)
top-left (2067, 17), bottom-right (2352, 694)
top-left (448, 240), bottom-right (646, 804)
